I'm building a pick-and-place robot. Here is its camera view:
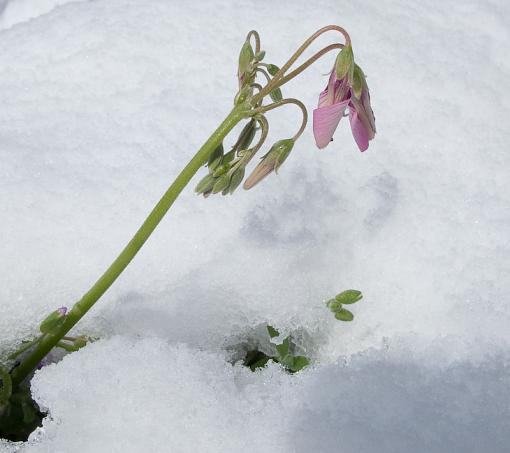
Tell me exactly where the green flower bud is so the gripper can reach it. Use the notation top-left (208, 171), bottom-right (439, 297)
top-left (212, 163), bottom-right (230, 177)
top-left (335, 308), bottom-right (354, 322)
top-left (266, 64), bottom-right (280, 76)
top-left (255, 50), bottom-right (266, 61)
top-left (236, 119), bottom-right (257, 151)
top-left (335, 44), bottom-right (354, 82)
top-left (228, 167), bottom-right (245, 194)
top-left (270, 87), bottom-right (283, 103)
top-left (212, 174), bottom-right (231, 194)
top-left (222, 150), bottom-right (236, 165)
top-left (273, 138), bottom-right (294, 173)
top-left (326, 298), bottom-right (342, 312)
top-left (238, 41), bottom-right (254, 77)
top-left (243, 138), bottom-right (294, 189)
top-left (195, 174), bottom-right (216, 194)
top-left (335, 290), bottom-right (363, 305)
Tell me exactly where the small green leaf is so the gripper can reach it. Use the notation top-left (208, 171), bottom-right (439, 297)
top-left (280, 354), bottom-right (294, 369)
top-left (290, 356), bottom-right (310, 372)
top-left (326, 298), bottom-right (342, 312)
top-left (266, 64), bottom-right (280, 76)
top-left (335, 290), bottom-right (363, 305)
top-left (270, 87), bottom-right (283, 103)
top-left (255, 50), bottom-right (266, 61)
top-left (267, 325), bottom-right (279, 338)
top-left (335, 308), bottom-right (354, 322)
top-left (275, 338), bottom-right (290, 358)
top-left (244, 350), bottom-right (272, 371)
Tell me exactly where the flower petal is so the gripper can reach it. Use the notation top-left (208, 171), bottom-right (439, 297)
top-left (361, 88), bottom-right (376, 134)
top-left (349, 106), bottom-right (370, 152)
top-left (318, 87), bottom-right (331, 108)
top-left (313, 100), bottom-right (350, 149)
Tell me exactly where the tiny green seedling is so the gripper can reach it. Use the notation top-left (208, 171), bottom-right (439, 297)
top-left (326, 289), bottom-right (363, 321)
top-left (243, 325), bottom-right (310, 373)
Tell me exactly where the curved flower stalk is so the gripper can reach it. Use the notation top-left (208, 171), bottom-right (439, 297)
top-left (1, 26), bottom-right (376, 438)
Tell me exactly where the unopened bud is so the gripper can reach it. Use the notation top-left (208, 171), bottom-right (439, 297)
top-left (228, 167), bottom-right (245, 194)
top-left (236, 119), bottom-right (257, 151)
top-left (212, 174), bottom-right (231, 194)
top-left (335, 290), bottom-right (362, 305)
top-left (273, 138), bottom-right (294, 173)
top-left (212, 163), bottom-right (230, 178)
top-left (335, 308), bottom-right (354, 322)
top-left (238, 41), bottom-right (254, 78)
top-left (222, 150), bottom-right (236, 165)
top-left (195, 174), bottom-right (216, 194)
top-left (40, 306), bottom-right (67, 334)
top-left (243, 138), bottom-right (294, 189)
top-left (335, 44), bottom-right (354, 83)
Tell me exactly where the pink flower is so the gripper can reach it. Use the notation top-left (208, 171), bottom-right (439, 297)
top-left (313, 65), bottom-right (376, 151)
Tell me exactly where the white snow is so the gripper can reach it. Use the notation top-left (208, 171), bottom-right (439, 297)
top-left (1, 0), bottom-right (509, 451)
top-left (0, 0), bottom-right (84, 30)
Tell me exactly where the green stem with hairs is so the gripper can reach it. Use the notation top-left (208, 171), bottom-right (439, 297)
top-left (10, 103), bottom-right (248, 387)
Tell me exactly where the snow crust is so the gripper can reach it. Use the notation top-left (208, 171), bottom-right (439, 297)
top-left (1, 0), bottom-right (509, 451)
top-left (0, 0), bottom-right (83, 30)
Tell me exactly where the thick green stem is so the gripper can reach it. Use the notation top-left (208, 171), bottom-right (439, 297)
top-left (10, 104), bottom-right (247, 387)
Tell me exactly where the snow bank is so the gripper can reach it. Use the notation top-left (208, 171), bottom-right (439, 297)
top-left (0, 0), bottom-right (509, 451)
top-left (23, 336), bottom-right (510, 453)
top-left (0, 0), bottom-right (84, 30)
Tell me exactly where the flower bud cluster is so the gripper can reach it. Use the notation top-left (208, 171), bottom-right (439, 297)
top-left (195, 119), bottom-right (258, 197)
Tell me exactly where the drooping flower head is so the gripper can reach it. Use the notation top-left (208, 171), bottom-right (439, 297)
top-left (313, 44), bottom-right (376, 151)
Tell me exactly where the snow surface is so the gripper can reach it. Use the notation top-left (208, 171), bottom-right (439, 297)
top-left (1, 0), bottom-right (509, 451)
top-left (0, 0), bottom-right (83, 30)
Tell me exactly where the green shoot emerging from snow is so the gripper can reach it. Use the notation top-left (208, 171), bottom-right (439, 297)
top-left (243, 289), bottom-right (363, 373)
top-left (243, 325), bottom-right (310, 373)
top-left (327, 289), bottom-right (363, 321)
